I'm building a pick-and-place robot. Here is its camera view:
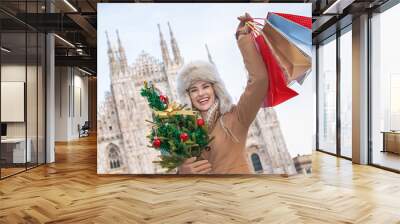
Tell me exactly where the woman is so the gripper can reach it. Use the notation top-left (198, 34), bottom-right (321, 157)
top-left (176, 13), bottom-right (268, 174)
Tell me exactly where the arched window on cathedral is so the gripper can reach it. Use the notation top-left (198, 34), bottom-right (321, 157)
top-left (251, 153), bottom-right (263, 172)
top-left (108, 144), bottom-right (122, 169)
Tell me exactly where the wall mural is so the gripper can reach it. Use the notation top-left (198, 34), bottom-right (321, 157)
top-left (97, 3), bottom-right (313, 175)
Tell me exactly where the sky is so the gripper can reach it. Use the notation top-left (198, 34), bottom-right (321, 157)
top-left (97, 3), bottom-right (310, 104)
top-left (97, 3), bottom-right (313, 157)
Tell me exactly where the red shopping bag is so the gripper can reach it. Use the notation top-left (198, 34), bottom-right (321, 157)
top-left (272, 12), bottom-right (312, 29)
top-left (254, 35), bottom-right (298, 107)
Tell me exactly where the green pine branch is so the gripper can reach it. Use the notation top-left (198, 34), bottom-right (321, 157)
top-left (140, 82), bottom-right (167, 111)
top-left (141, 82), bottom-right (210, 171)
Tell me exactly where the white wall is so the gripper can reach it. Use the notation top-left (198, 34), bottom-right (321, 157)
top-left (55, 66), bottom-right (68, 141)
top-left (55, 67), bottom-right (89, 141)
top-left (1, 63), bottom-right (47, 163)
top-left (72, 72), bottom-right (89, 138)
top-left (1, 65), bottom-right (34, 138)
top-left (1, 65), bottom-right (26, 137)
top-left (1, 65), bottom-right (26, 81)
top-left (1, 82), bottom-right (25, 122)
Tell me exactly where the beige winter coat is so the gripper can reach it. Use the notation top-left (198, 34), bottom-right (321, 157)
top-left (201, 34), bottom-right (268, 174)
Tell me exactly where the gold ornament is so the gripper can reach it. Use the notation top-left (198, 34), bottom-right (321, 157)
top-left (154, 102), bottom-right (198, 118)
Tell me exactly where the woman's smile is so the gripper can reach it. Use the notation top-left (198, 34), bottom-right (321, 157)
top-left (198, 97), bottom-right (210, 105)
top-left (188, 80), bottom-right (216, 112)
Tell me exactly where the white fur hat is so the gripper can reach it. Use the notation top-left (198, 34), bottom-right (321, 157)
top-left (176, 60), bottom-right (233, 114)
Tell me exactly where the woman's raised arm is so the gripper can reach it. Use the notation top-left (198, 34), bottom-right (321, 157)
top-left (234, 19), bottom-right (268, 128)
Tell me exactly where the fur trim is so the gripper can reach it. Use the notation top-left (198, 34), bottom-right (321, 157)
top-left (176, 60), bottom-right (233, 114)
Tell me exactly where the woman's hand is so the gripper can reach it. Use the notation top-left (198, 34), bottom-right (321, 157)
top-left (178, 157), bottom-right (212, 174)
top-left (236, 12), bottom-right (253, 40)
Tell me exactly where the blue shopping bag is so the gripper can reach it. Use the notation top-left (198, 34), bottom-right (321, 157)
top-left (267, 12), bottom-right (312, 57)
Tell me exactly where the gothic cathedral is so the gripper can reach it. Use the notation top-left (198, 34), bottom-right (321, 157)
top-left (97, 23), bottom-right (297, 175)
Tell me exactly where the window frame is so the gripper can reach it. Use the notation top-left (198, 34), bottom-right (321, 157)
top-left (316, 24), bottom-right (353, 161)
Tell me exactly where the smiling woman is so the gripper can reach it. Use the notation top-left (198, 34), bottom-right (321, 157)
top-left (175, 13), bottom-right (269, 174)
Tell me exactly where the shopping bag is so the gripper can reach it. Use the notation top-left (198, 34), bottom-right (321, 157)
top-left (254, 34), bottom-right (298, 107)
top-left (267, 12), bottom-right (312, 85)
top-left (296, 70), bottom-right (311, 85)
top-left (272, 12), bottom-right (312, 29)
top-left (267, 12), bottom-right (312, 57)
top-left (261, 21), bottom-right (311, 83)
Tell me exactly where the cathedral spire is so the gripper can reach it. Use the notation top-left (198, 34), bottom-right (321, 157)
top-left (116, 29), bottom-right (128, 73)
top-left (106, 31), bottom-right (114, 60)
top-left (205, 44), bottom-right (214, 65)
top-left (106, 31), bottom-right (118, 76)
top-left (167, 22), bottom-right (182, 65)
top-left (158, 24), bottom-right (172, 66)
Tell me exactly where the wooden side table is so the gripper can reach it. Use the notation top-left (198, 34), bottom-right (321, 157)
top-left (381, 131), bottom-right (400, 154)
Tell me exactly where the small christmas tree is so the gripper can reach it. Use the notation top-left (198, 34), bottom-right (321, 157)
top-left (140, 81), bottom-right (211, 171)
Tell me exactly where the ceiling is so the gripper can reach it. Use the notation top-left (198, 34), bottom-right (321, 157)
top-left (0, 0), bottom-right (395, 76)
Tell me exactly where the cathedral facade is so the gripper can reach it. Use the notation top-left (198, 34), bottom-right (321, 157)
top-left (97, 23), bottom-right (297, 175)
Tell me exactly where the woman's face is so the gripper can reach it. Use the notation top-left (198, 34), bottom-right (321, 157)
top-left (188, 80), bottom-right (216, 112)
